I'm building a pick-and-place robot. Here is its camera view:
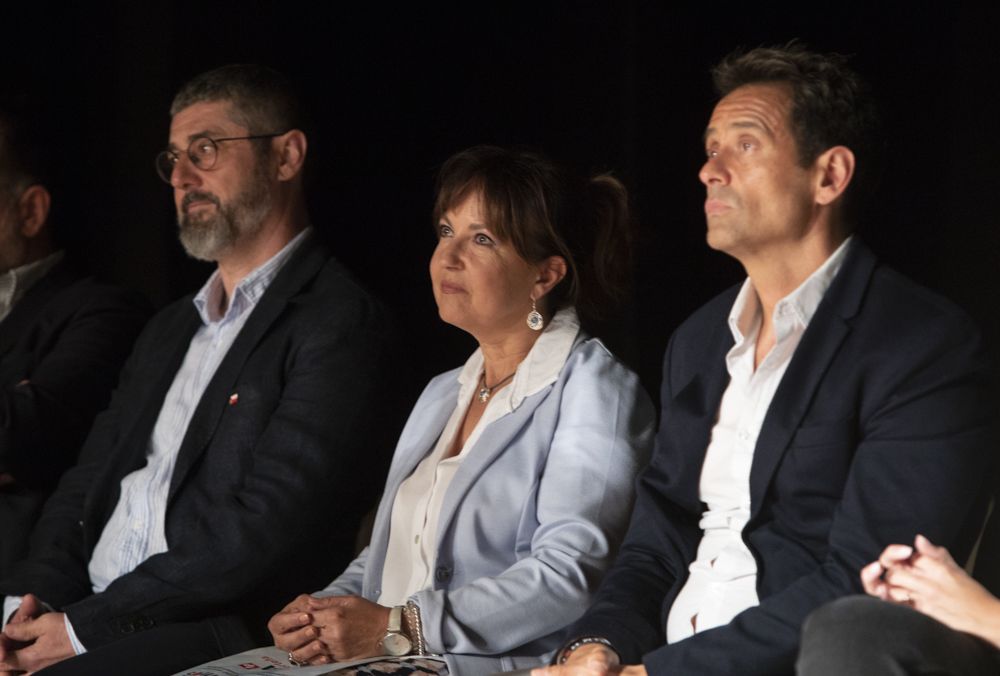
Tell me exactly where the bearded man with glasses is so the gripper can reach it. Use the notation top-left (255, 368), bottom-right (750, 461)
top-left (156, 130), bottom-right (285, 261)
top-left (0, 64), bottom-right (395, 676)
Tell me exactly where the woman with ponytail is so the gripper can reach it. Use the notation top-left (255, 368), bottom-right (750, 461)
top-left (267, 146), bottom-right (654, 675)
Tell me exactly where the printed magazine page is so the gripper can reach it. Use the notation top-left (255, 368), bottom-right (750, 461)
top-left (173, 646), bottom-right (446, 676)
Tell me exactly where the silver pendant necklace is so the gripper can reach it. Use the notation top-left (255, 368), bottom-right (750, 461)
top-left (477, 371), bottom-right (515, 403)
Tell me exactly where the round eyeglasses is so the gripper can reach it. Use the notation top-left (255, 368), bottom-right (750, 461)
top-left (155, 132), bottom-right (286, 184)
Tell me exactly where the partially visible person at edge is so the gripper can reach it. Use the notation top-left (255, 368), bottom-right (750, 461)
top-left (534, 43), bottom-right (996, 676)
top-left (0, 64), bottom-right (396, 676)
top-left (0, 97), bottom-right (149, 577)
top-left (259, 145), bottom-right (655, 676)
top-left (796, 532), bottom-right (1000, 675)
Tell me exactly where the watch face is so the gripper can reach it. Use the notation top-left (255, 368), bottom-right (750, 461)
top-left (382, 632), bottom-right (412, 656)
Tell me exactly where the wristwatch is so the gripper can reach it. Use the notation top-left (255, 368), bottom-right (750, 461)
top-left (380, 605), bottom-right (412, 656)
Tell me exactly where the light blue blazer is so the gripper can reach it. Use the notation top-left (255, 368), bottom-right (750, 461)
top-left (319, 333), bottom-right (655, 675)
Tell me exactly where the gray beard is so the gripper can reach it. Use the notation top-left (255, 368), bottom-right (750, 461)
top-left (178, 175), bottom-right (272, 262)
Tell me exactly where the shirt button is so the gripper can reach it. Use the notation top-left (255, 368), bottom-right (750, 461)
top-left (414, 535), bottom-right (420, 544)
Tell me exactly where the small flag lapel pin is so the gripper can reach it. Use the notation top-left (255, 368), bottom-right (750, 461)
top-left (228, 393), bottom-right (239, 406)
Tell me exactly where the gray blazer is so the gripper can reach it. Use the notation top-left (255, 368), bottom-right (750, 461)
top-left (320, 334), bottom-right (655, 675)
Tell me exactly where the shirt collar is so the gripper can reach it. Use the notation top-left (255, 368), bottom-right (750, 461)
top-left (193, 227), bottom-right (311, 325)
top-left (728, 235), bottom-right (853, 345)
top-left (457, 306), bottom-right (582, 413)
top-left (0, 250), bottom-right (65, 321)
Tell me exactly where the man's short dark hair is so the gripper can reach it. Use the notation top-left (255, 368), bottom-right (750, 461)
top-left (712, 43), bottom-right (880, 219)
top-left (170, 64), bottom-right (305, 135)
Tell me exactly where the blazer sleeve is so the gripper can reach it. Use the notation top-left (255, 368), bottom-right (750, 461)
top-left (58, 297), bottom-right (396, 648)
top-left (0, 282), bottom-right (149, 489)
top-left (412, 346), bottom-right (656, 656)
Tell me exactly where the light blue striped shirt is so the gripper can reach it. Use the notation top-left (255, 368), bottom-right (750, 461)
top-left (63, 228), bottom-right (310, 652)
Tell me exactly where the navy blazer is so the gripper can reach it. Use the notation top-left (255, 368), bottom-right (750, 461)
top-left (1, 236), bottom-right (397, 651)
top-left (323, 333), bottom-right (656, 675)
top-left (0, 261), bottom-right (149, 489)
top-left (569, 240), bottom-right (997, 675)
top-left (0, 261), bottom-right (148, 574)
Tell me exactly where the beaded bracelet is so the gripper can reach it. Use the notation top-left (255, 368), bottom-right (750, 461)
top-left (558, 636), bottom-right (615, 664)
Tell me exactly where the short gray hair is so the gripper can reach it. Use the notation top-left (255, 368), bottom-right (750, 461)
top-left (170, 64), bottom-right (304, 134)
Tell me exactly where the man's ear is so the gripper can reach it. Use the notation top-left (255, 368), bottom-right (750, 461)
top-left (16, 185), bottom-right (51, 238)
top-left (814, 146), bottom-right (855, 206)
top-left (275, 130), bottom-right (308, 182)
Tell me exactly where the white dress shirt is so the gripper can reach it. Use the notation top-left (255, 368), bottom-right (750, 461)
top-left (376, 307), bottom-right (581, 607)
top-left (1, 229), bottom-right (310, 652)
top-left (0, 251), bottom-right (65, 322)
top-left (665, 237), bottom-right (851, 643)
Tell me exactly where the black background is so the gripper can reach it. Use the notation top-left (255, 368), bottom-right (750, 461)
top-left (3, 1), bottom-right (998, 405)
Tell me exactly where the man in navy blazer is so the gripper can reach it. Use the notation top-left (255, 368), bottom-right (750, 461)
top-left (540, 45), bottom-right (996, 676)
top-left (0, 100), bottom-right (149, 576)
top-left (0, 66), bottom-right (394, 675)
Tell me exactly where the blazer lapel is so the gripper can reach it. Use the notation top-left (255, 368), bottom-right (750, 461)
top-left (433, 390), bottom-right (549, 546)
top-left (748, 240), bottom-right (876, 519)
top-left (665, 307), bottom-right (734, 504)
top-left (119, 308), bottom-right (201, 464)
top-left (367, 381), bottom-right (458, 573)
top-left (167, 235), bottom-right (328, 501)
top-left (88, 307), bottom-right (201, 530)
top-left (673, 321), bottom-right (733, 419)
top-left (384, 391), bottom-right (458, 493)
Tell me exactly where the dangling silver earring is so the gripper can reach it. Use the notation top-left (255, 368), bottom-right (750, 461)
top-left (527, 297), bottom-right (544, 331)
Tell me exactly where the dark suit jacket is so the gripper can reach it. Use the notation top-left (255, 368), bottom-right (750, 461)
top-left (0, 261), bottom-right (149, 574)
top-left (1, 236), bottom-right (396, 650)
top-left (568, 240), bottom-right (998, 675)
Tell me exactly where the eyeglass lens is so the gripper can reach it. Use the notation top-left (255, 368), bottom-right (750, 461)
top-left (155, 136), bottom-right (218, 184)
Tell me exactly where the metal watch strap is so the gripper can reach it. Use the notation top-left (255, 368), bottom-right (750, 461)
top-left (404, 600), bottom-right (427, 656)
top-left (388, 605), bottom-right (404, 633)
